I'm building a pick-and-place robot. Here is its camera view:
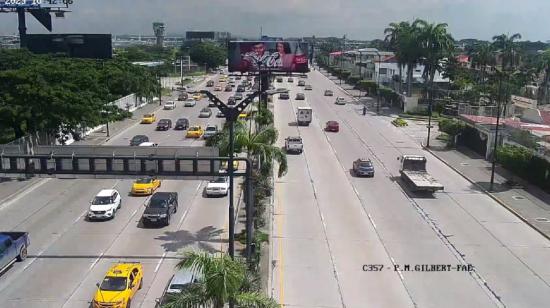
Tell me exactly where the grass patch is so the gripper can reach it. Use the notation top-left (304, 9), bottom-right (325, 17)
top-left (436, 133), bottom-right (450, 141)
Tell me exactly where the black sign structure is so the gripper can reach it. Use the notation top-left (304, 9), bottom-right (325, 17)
top-left (25, 34), bottom-right (113, 59)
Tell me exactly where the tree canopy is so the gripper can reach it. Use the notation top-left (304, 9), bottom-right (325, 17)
top-left (188, 42), bottom-right (226, 70)
top-left (0, 49), bottom-right (158, 141)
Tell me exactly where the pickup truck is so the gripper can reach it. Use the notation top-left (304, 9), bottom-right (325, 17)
top-left (285, 136), bottom-right (303, 154)
top-left (0, 232), bottom-right (30, 273)
top-left (399, 155), bottom-right (444, 193)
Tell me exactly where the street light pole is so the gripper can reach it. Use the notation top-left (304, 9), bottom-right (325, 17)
top-left (490, 74), bottom-right (504, 191)
top-left (157, 74), bottom-right (162, 106)
top-left (376, 51), bottom-right (381, 113)
top-left (426, 85), bottom-right (433, 147)
top-left (228, 120), bottom-right (236, 258)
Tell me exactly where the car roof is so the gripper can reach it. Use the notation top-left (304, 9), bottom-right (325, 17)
top-left (151, 192), bottom-right (176, 200)
top-left (106, 263), bottom-right (141, 277)
top-left (170, 269), bottom-right (199, 286)
top-left (97, 189), bottom-right (116, 197)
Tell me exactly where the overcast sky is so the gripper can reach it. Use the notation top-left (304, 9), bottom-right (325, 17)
top-left (0, 0), bottom-right (549, 41)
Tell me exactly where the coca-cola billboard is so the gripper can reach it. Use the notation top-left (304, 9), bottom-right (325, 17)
top-left (228, 41), bottom-right (309, 73)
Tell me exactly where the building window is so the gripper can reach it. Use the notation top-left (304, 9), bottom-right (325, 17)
top-left (379, 68), bottom-right (388, 75)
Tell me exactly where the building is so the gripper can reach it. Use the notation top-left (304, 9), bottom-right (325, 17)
top-left (185, 31), bottom-right (231, 42)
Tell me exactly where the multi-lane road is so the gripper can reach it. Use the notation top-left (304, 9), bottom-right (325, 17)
top-left (271, 70), bottom-right (550, 308)
top-left (0, 75), bottom-right (242, 307)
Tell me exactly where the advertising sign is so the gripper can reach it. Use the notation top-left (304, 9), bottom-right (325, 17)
top-left (0, 0), bottom-right (72, 9)
top-left (228, 41), bottom-right (309, 73)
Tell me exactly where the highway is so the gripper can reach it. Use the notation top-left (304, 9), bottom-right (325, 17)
top-left (271, 70), bottom-right (550, 308)
top-left (0, 75), bottom-right (241, 307)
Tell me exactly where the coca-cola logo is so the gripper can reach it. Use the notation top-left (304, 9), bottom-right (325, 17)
top-left (294, 55), bottom-right (307, 64)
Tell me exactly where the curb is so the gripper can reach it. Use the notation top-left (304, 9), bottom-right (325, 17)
top-left (424, 146), bottom-right (550, 242)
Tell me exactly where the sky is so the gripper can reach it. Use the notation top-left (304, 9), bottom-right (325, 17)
top-left (0, 0), bottom-right (549, 42)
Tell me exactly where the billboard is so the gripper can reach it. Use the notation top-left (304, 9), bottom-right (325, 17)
top-left (228, 41), bottom-right (309, 73)
top-left (25, 34), bottom-right (112, 59)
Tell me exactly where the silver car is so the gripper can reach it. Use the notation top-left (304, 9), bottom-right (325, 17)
top-left (199, 108), bottom-right (212, 118)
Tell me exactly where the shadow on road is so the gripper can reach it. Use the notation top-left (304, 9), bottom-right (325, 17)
top-left (156, 226), bottom-right (224, 253)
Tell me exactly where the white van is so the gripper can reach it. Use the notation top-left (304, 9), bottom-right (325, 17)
top-left (296, 107), bottom-right (312, 126)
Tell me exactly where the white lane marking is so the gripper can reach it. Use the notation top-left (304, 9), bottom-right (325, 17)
top-left (154, 252), bottom-right (167, 273)
top-left (89, 252), bottom-right (104, 271)
top-left (0, 178), bottom-right (52, 212)
top-left (74, 209), bottom-right (88, 224)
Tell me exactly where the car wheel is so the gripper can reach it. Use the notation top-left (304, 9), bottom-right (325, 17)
top-left (138, 278), bottom-right (143, 290)
top-left (17, 245), bottom-right (27, 261)
top-left (165, 214), bottom-right (171, 226)
top-left (111, 210), bottom-right (116, 219)
top-left (174, 204), bottom-right (178, 213)
top-left (126, 299), bottom-right (131, 308)
top-left (118, 200), bottom-right (122, 210)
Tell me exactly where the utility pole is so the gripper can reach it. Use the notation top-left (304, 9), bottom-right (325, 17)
top-left (180, 56), bottom-right (183, 85)
top-left (376, 51), bottom-right (381, 113)
top-left (490, 74), bottom-right (504, 191)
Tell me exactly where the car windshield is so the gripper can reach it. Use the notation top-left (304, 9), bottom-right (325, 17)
top-left (144, 114), bottom-right (153, 118)
top-left (201, 109), bottom-right (209, 112)
top-left (212, 177), bottom-right (227, 183)
top-left (177, 119), bottom-right (187, 123)
top-left (206, 127), bottom-right (216, 131)
top-left (358, 161), bottom-right (373, 167)
top-left (149, 199), bottom-right (168, 208)
top-left (136, 178), bottom-right (152, 184)
top-left (159, 120), bottom-right (169, 124)
top-left (189, 127), bottom-right (199, 131)
top-left (93, 196), bottom-right (112, 205)
top-left (100, 277), bottom-right (127, 291)
top-left (132, 136), bottom-right (145, 141)
top-left (288, 138), bottom-right (302, 142)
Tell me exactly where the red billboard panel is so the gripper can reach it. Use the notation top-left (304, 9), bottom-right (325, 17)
top-left (228, 41), bottom-right (309, 73)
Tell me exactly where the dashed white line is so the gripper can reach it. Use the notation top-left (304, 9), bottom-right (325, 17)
top-left (0, 178), bottom-right (52, 212)
top-left (154, 253), bottom-right (167, 273)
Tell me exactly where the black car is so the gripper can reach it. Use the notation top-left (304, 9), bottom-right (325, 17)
top-left (352, 158), bottom-right (375, 177)
top-left (295, 93), bottom-right (305, 100)
top-left (206, 80), bottom-right (215, 87)
top-left (225, 85), bottom-right (232, 92)
top-left (130, 135), bottom-right (149, 146)
top-left (287, 77), bottom-right (294, 83)
top-left (234, 93), bottom-right (243, 100)
top-left (177, 93), bottom-right (188, 101)
top-left (276, 77), bottom-right (283, 82)
top-left (279, 93), bottom-right (290, 100)
top-left (174, 118), bottom-right (189, 130)
top-left (236, 85), bottom-right (245, 92)
top-left (156, 119), bottom-right (172, 131)
top-left (228, 96), bottom-right (236, 105)
top-left (141, 192), bottom-right (178, 227)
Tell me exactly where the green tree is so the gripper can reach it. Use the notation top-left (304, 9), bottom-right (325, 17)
top-left (189, 42), bottom-right (226, 70)
top-left (163, 251), bottom-right (278, 308)
top-left (469, 42), bottom-right (494, 84)
top-left (536, 49), bottom-right (550, 104)
top-left (235, 126), bottom-right (288, 177)
top-left (492, 33), bottom-right (522, 70)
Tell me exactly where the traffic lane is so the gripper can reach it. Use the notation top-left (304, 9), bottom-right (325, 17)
top-left (272, 99), bottom-right (348, 307)
top-left (274, 94), bottom-right (414, 307)
top-left (282, 94), bottom-right (487, 307)
top-left (308, 71), bottom-right (550, 305)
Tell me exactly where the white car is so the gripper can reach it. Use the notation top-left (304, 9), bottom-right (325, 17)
top-left (139, 142), bottom-right (158, 147)
top-left (205, 177), bottom-right (229, 197)
top-left (184, 99), bottom-right (196, 107)
top-left (87, 189), bottom-right (121, 220)
top-left (164, 101), bottom-right (176, 110)
top-left (203, 124), bottom-right (218, 139)
top-left (335, 97), bottom-right (346, 105)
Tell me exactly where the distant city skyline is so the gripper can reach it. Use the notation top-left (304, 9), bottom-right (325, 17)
top-left (0, 0), bottom-right (549, 42)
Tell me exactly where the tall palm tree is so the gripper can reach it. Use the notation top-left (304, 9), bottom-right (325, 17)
top-left (384, 21), bottom-right (422, 96)
top-left (470, 42), bottom-right (494, 84)
top-left (536, 49), bottom-right (550, 104)
top-left (163, 251), bottom-right (278, 308)
top-left (236, 125), bottom-right (287, 177)
top-left (492, 33), bottom-right (522, 70)
top-left (414, 19), bottom-right (455, 91)
top-left (384, 22), bottom-right (407, 93)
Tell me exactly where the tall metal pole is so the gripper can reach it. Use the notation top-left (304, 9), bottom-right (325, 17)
top-left (376, 52), bottom-right (381, 113)
top-left (426, 86), bottom-right (433, 147)
top-left (228, 121), bottom-right (236, 259)
top-left (490, 75), bottom-right (503, 191)
top-left (158, 74), bottom-right (162, 106)
top-left (180, 56), bottom-right (183, 85)
top-left (17, 8), bottom-right (27, 48)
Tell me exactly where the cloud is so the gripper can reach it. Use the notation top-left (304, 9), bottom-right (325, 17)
top-left (0, 0), bottom-right (548, 41)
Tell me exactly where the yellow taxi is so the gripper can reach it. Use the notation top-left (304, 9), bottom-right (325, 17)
top-left (141, 113), bottom-right (156, 124)
top-left (92, 262), bottom-right (143, 308)
top-left (131, 177), bottom-right (161, 196)
top-left (186, 126), bottom-right (204, 138)
top-left (238, 112), bottom-right (249, 119)
top-left (192, 93), bottom-right (202, 101)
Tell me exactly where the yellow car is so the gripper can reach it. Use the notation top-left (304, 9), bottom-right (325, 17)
top-left (131, 177), bottom-right (161, 196)
top-left (192, 93), bottom-right (202, 101)
top-left (141, 113), bottom-right (156, 124)
top-left (186, 126), bottom-right (204, 138)
top-left (93, 262), bottom-right (143, 308)
top-left (238, 112), bottom-right (249, 119)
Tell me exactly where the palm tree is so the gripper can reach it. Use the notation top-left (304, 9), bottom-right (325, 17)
top-left (414, 19), bottom-right (455, 91)
top-left (384, 21), bottom-right (422, 96)
top-left (492, 33), bottom-right (522, 70)
top-left (470, 42), bottom-right (494, 84)
top-left (236, 125), bottom-right (287, 177)
top-left (163, 251), bottom-right (278, 308)
top-left (384, 22), bottom-right (408, 94)
top-left (536, 49), bottom-right (550, 104)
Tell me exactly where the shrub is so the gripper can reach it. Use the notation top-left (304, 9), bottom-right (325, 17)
top-left (356, 80), bottom-right (378, 94)
top-left (340, 70), bottom-right (352, 80)
top-left (347, 75), bottom-right (361, 85)
top-left (391, 118), bottom-right (408, 127)
top-left (438, 118), bottom-right (465, 146)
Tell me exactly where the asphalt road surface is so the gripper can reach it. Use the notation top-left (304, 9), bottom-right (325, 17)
top-left (0, 74), bottom-right (245, 307)
top-left (271, 71), bottom-right (550, 308)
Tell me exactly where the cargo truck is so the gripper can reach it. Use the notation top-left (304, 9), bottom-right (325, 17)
top-left (398, 155), bottom-right (444, 193)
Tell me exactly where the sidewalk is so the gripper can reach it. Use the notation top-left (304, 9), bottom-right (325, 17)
top-left (319, 64), bottom-right (550, 241)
